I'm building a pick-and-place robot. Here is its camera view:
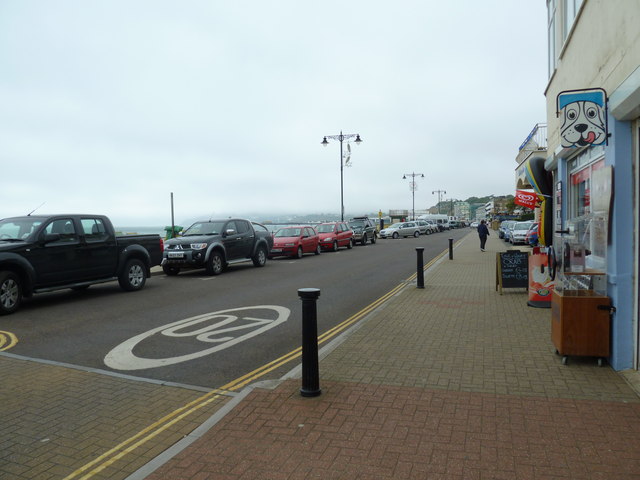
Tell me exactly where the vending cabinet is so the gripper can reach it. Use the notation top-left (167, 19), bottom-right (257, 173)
top-left (551, 271), bottom-right (610, 365)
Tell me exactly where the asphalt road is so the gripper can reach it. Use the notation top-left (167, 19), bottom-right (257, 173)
top-left (0, 229), bottom-right (471, 389)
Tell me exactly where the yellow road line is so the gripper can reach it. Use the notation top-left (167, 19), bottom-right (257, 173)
top-left (0, 331), bottom-right (18, 351)
top-left (65, 246), bottom-right (453, 478)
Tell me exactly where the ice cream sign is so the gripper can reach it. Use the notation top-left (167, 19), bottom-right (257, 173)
top-left (556, 88), bottom-right (608, 148)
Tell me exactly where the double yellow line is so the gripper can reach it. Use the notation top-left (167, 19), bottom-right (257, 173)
top-left (64, 249), bottom-right (446, 479)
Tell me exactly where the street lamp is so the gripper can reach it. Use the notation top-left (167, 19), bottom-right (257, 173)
top-left (321, 131), bottom-right (362, 221)
top-left (432, 189), bottom-right (446, 214)
top-left (403, 172), bottom-right (424, 221)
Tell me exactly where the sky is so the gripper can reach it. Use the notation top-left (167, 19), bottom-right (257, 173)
top-left (0, 1), bottom-right (548, 227)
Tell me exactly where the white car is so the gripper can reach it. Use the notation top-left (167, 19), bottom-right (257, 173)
top-left (379, 222), bottom-right (420, 239)
top-left (470, 221), bottom-right (479, 228)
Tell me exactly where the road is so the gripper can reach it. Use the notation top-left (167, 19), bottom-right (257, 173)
top-left (0, 229), bottom-right (471, 389)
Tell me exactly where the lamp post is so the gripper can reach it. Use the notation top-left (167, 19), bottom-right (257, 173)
top-left (403, 172), bottom-right (424, 221)
top-left (432, 189), bottom-right (446, 214)
top-left (321, 131), bottom-right (362, 221)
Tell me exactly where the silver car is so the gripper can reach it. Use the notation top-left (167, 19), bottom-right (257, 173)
top-left (379, 222), bottom-right (420, 239)
top-left (510, 221), bottom-right (534, 245)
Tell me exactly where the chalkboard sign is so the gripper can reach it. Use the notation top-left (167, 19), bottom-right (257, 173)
top-left (496, 251), bottom-right (529, 294)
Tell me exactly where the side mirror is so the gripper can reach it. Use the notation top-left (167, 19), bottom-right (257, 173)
top-left (43, 233), bottom-right (61, 244)
top-left (225, 229), bottom-right (236, 236)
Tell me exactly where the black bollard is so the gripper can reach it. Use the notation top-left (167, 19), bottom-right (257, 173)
top-left (298, 288), bottom-right (321, 397)
top-left (416, 247), bottom-right (425, 289)
top-left (449, 238), bottom-right (454, 259)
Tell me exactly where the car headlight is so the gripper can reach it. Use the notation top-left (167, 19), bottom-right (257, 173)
top-left (323, 237), bottom-right (334, 242)
top-left (190, 243), bottom-right (208, 250)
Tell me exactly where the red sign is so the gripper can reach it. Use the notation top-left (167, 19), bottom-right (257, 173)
top-left (515, 190), bottom-right (537, 209)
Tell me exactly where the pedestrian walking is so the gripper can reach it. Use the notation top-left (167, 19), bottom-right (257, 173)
top-left (477, 220), bottom-right (489, 251)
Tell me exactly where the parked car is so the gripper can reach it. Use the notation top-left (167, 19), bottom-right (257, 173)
top-left (379, 222), bottom-right (420, 239)
top-left (525, 223), bottom-right (539, 246)
top-left (348, 216), bottom-right (378, 245)
top-left (414, 220), bottom-right (433, 235)
top-left (470, 221), bottom-right (479, 229)
top-left (498, 220), bottom-right (516, 239)
top-left (270, 226), bottom-right (320, 258)
top-left (509, 221), bottom-right (535, 245)
top-left (424, 220), bottom-right (439, 234)
top-left (0, 214), bottom-right (164, 315)
top-left (316, 222), bottom-right (354, 251)
top-left (162, 218), bottom-right (273, 275)
top-left (504, 222), bottom-right (517, 242)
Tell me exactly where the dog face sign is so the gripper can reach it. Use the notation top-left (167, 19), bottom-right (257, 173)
top-left (557, 89), bottom-right (607, 148)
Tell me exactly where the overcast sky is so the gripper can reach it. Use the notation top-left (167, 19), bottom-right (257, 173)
top-left (1, 1), bottom-right (548, 226)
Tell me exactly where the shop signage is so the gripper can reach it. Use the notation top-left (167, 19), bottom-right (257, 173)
top-left (514, 189), bottom-right (538, 209)
top-left (556, 88), bottom-right (608, 148)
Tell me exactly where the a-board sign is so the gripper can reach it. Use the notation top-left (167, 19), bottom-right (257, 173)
top-left (496, 251), bottom-right (529, 294)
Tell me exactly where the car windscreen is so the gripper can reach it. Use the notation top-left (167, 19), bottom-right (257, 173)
top-left (316, 224), bottom-right (336, 233)
top-left (182, 221), bottom-right (226, 236)
top-left (0, 218), bottom-right (43, 240)
top-left (275, 228), bottom-right (301, 237)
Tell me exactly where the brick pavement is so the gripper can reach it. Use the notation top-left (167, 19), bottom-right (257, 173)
top-left (139, 232), bottom-right (640, 479)
top-left (4, 231), bottom-right (640, 480)
top-left (0, 355), bottom-right (231, 480)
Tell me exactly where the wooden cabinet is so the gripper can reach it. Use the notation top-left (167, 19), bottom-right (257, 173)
top-left (551, 290), bottom-right (611, 365)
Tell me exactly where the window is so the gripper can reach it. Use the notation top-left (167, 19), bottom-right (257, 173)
top-left (563, 0), bottom-right (583, 42)
top-left (81, 218), bottom-right (109, 242)
top-left (44, 218), bottom-right (78, 243)
top-left (235, 221), bottom-right (249, 234)
top-left (569, 158), bottom-right (604, 218)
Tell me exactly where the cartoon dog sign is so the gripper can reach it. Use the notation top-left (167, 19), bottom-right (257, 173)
top-left (557, 88), bottom-right (607, 148)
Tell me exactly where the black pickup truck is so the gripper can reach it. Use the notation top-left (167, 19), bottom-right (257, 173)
top-left (0, 214), bottom-right (163, 315)
top-left (162, 218), bottom-right (273, 275)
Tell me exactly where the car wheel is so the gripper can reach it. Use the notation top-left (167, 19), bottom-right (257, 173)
top-left (119, 258), bottom-right (147, 291)
top-left (206, 251), bottom-right (224, 275)
top-left (0, 271), bottom-right (22, 315)
top-left (333, 241), bottom-right (338, 251)
top-left (371, 233), bottom-right (376, 244)
top-left (296, 246), bottom-right (303, 259)
top-left (392, 232), bottom-right (399, 239)
top-left (162, 265), bottom-right (180, 276)
top-left (347, 239), bottom-right (353, 249)
top-left (315, 244), bottom-right (321, 255)
top-left (361, 233), bottom-right (367, 245)
top-left (414, 231), bottom-right (420, 238)
top-left (252, 246), bottom-right (267, 267)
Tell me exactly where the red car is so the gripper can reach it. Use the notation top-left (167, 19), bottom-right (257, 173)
top-left (317, 222), bottom-right (354, 251)
top-left (270, 226), bottom-right (320, 259)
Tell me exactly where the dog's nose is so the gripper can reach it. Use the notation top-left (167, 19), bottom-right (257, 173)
top-left (575, 124), bottom-right (588, 133)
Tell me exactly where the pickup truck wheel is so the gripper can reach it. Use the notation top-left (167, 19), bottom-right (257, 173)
top-left (206, 251), bottom-right (224, 275)
top-left (162, 265), bottom-right (180, 276)
top-left (252, 246), bottom-right (267, 267)
top-left (119, 259), bottom-right (147, 291)
top-left (0, 271), bottom-right (22, 315)
top-left (361, 234), bottom-right (368, 246)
